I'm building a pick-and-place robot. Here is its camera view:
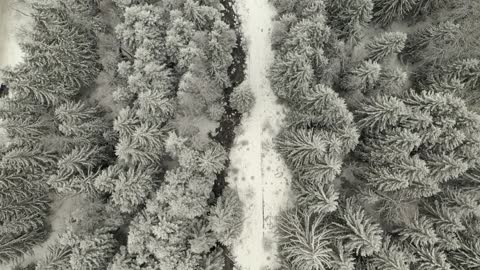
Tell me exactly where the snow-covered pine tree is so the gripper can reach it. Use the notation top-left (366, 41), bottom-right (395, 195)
top-left (157, 168), bottom-right (211, 220)
top-left (136, 90), bottom-right (176, 123)
top-left (0, 145), bottom-right (56, 174)
top-left (423, 78), bottom-right (464, 96)
top-left (294, 84), bottom-right (356, 130)
top-left (402, 177), bottom-right (441, 199)
top-left (0, 191), bottom-right (49, 225)
top-left (115, 136), bottom-right (162, 166)
top-left (108, 246), bottom-right (140, 270)
top-left (390, 156), bottom-right (429, 183)
top-left (208, 187), bottom-right (243, 247)
top-left (371, 236), bottom-right (412, 270)
top-left (343, 60), bottom-right (381, 93)
top-left (327, 0), bottom-right (374, 43)
top-left (183, 0), bottom-right (218, 28)
top-left (0, 98), bottom-right (45, 119)
top-left (373, 0), bottom-right (417, 26)
top-left (0, 116), bottom-right (49, 143)
top-left (283, 13), bottom-right (331, 55)
top-left (188, 220), bottom-right (216, 254)
top-left (409, 244), bottom-right (452, 270)
top-left (333, 198), bottom-right (383, 257)
top-left (276, 83), bottom-right (358, 183)
top-left (293, 179), bottom-right (339, 214)
top-left (298, 154), bottom-right (344, 182)
top-left (197, 143), bottom-right (228, 175)
top-left (276, 128), bottom-right (328, 171)
top-left (12, 263), bottom-right (36, 270)
top-left (443, 58), bottom-right (480, 92)
top-left (411, 0), bottom-right (450, 17)
top-left (207, 103), bottom-right (225, 121)
top-left (0, 212), bottom-right (47, 237)
top-left (110, 167), bottom-right (155, 213)
top-left (376, 67), bottom-right (408, 93)
top-left (22, 3), bottom-right (101, 90)
top-left (366, 32), bottom-right (407, 62)
top-left (398, 215), bottom-right (439, 247)
top-left (271, 13), bottom-right (299, 50)
top-left (424, 153), bottom-right (469, 183)
top-left (270, 0), bottom-right (325, 18)
top-left (206, 19), bottom-right (236, 87)
top-left (54, 101), bottom-right (101, 124)
top-left (270, 52), bottom-right (315, 100)
top-left (230, 82), bottom-right (255, 114)
top-left (36, 242), bottom-right (72, 270)
top-left (278, 209), bottom-right (334, 270)
top-left (364, 166), bottom-right (410, 192)
top-left (57, 145), bottom-right (107, 176)
top-left (114, 107), bottom-right (140, 137)
top-left (356, 95), bottom-right (410, 132)
top-left (401, 21), bottom-right (459, 64)
top-left (421, 201), bottom-right (466, 234)
top-left (201, 248), bottom-right (225, 270)
top-left (3, 69), bottom-right (69, 106)
top-left (0, 229), bottom-right (47, 265)
top-left (330, 241), bottom-right (356, 270)
top-left (68, 230), bottom-right (117, 269)
top-left (359, 128), bottom-right (421, 164)
top-left (440, 187), bottom-right (480, 218)
top-left (58, 118), bottom-right (110, 142)
top-left (450, 237), bottom-right (480, 269)
top-left (0, 171), bottom-right (39, 191)
top-left (132, 122), bottom-right (169, 153)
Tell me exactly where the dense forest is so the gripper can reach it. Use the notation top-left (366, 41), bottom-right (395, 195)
top-left (0, 0), bottom-right (246, 269)
top-left (1, 0), bottom-right (480, 269)
top-left (270, 0), bottom-right (480, 269)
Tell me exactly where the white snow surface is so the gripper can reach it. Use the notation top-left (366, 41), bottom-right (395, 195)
top-left (228, 0), bottom-right (292, 269)
top-left (0, 0), bottom-right (28, 70)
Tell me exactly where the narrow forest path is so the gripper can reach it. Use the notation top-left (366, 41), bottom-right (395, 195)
top-left (228, 0), bottom-right (292, 269)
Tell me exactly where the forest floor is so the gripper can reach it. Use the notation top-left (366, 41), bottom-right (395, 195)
top-left (227, 0), bottom-right (292, 269)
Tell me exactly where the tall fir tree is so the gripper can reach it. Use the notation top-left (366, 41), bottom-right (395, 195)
top-left (327, 0), bottom-right (374, 43)
top-left (278, 209), bottom-right (334, 270)
top-left (343, 60), bottom-right (381, 93)
top-left (373, 0), bottom-right (417, 26)
top-left (333, 199), bottom-right (383, 257)
top-left (0, 229), bottom-right (47, 265)
top-left (401, 21), bottom-right (459, 64)
top-left (366, 32), bottom-right (407, 62)
top-left (270, 52), bottom-right (315, 100)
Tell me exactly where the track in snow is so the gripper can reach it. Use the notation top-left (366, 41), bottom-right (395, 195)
top-left (227, 0), bottom-right (292, 269)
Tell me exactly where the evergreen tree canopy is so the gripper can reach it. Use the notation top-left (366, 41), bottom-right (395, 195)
top-left (278, 209), bottom-right (334, 270)
top-left (356, 91), bottom-right (480, 195)
top-left (373, 0), bottom-right (417, 26)
top-left (327, 0), bottom-right (374, 43)
top-left (343, 60), bottom-right (381, 93)
top-left (366, 32), bottom-right (407, 62)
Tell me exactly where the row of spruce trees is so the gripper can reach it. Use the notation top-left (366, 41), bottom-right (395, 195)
top-left (270, 0), bottom-right (480, 269)
top-left (0, 1), bottom-right (109, 267)
top-left (1, 0), bottom-right (246, 269)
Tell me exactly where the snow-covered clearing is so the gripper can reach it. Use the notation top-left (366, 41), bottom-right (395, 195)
top-left (228, 0), bottom-right (292, 269)
top-left (0, 0), bottom-right (28, 70)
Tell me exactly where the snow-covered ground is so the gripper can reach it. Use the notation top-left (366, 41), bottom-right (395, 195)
top-left (0, 0), bottom-right (27, 70)
top-left (228, 0), bottom-right (292, 269)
